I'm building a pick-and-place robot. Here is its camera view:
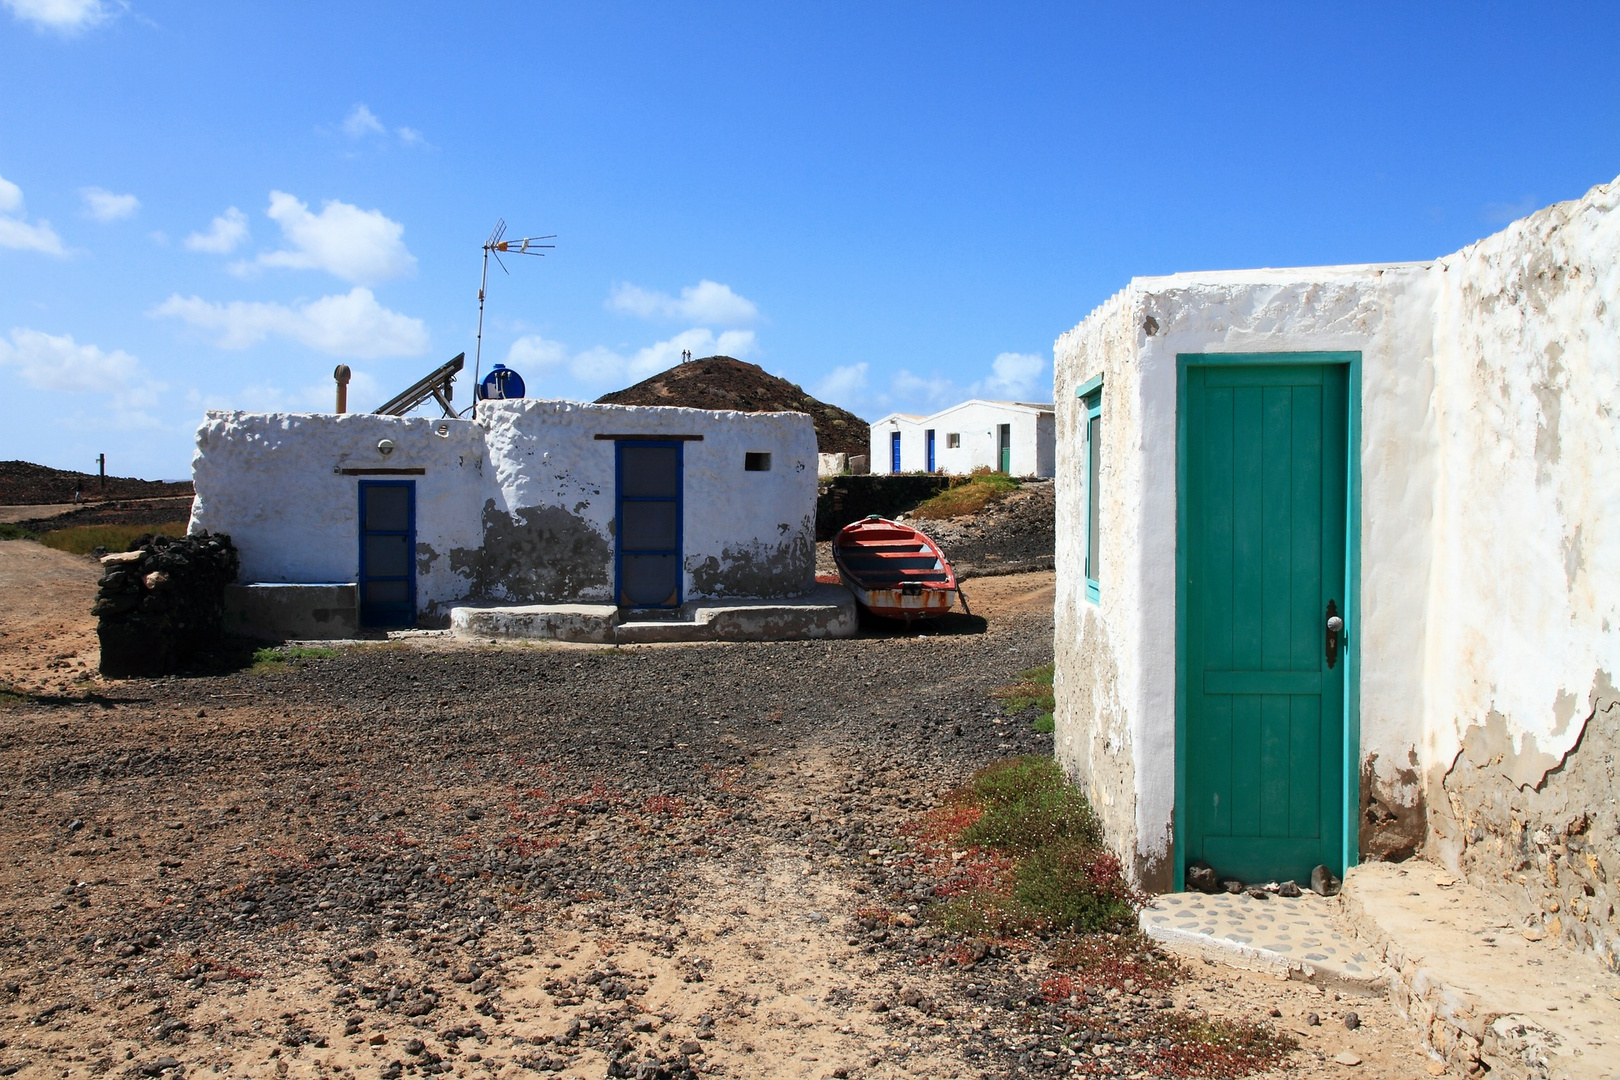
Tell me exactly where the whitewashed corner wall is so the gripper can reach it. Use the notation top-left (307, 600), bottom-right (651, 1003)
top-left (188, 412), bottom-right (487, 617)
top-left (1052, 175), bottom-right (1620, 963)
top-left (190, 400), bottom-right (819, 620)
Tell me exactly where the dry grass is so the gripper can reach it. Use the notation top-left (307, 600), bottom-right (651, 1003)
top-left (37, 520), bottom-right (190, 556)
top-left (909, 469), bottom-right (1020, 519)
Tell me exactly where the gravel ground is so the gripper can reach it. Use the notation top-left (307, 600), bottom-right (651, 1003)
top-left (909, 481), bottom-right (1055, 578)
top-left (0, 560), bottom-right (1438, 1080)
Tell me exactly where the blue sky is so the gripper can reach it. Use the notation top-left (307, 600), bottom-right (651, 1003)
top-left (2, 1), bottom-right (1617, 480)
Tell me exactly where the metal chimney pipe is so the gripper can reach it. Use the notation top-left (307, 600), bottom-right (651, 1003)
top-left (334, 365), bottom-right (352, 413)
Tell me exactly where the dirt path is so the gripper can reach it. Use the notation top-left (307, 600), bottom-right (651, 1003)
top-left (0, 553), bottom-right (1441, 1079)
top-left (0, 538), bottom-right (99, 695)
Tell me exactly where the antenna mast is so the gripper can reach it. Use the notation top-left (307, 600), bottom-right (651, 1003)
top-left (473, 218), bottom-right (554, 409)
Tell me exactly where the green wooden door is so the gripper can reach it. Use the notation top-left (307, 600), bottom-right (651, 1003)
top-left (1184, 363), bottom-right (1347, 884)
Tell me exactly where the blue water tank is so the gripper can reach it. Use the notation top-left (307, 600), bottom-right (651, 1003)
top-left (478, 363), bottom-right (526, 401)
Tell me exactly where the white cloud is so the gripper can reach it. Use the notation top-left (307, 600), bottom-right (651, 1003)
top-left (396, 126), bottom-right (426, 147)
top-left (890, 368), bottom-right (959, 410)
top-left (0, 326), bottom-right (137, 388)
top-left (185, 368), bottom-right (387, 414)
top-left (0, 171), bottom-right (67, 255)
top-left (0, 215), bottom-right (65, 254)
top-left (881, 351), bottom-right (1051, 415)
top-left (608, 280), bottom-right (759, 326)
top-left (341, 104), bottom-right (386, 139)
top-left (184, 207), bottom-right (249, 254)
top-left (80, 186), bottom-right (139, 221)
top-left (152, 287), bottom-right (430, 359)
top-left (971, 351), bottom-right (1047, 400)
top-left (0, 326), bottom-right (164, 427)
top-left (2, 0), bottom-right (114, 33)
top-left (813, 362), bottom-right (869, 410)
top-left (507, 327), bottom-right (758, 397)
top-left (242, 190), bottom-right (416, 284)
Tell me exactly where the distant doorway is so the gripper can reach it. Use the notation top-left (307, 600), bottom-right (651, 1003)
top-left (997, 424), bottom-right (1011, 472)
top-left (358, 481), bottom-right (415, 628)
top-left (926, 429), bottom-right (936, 472)
top-left (616, 440), bottom-right (683, 608)
top-left (890, 431), bottom-right (901, 473)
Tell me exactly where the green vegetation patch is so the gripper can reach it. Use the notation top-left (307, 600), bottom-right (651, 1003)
top-left (38, 521), bottom-right (191, 556)
top-left (250, 645), bottom-right (342, 673)
top-left (910, 468), bottom-right (1020, 520)
top-left (0, 683), bottom-right (34, 708)
top-left (0, 523), bottom-right (39, 542)
top-left (993, 661), bottom-right (1054, 732)
top-left (915, 757), bottom-right (1140, 934)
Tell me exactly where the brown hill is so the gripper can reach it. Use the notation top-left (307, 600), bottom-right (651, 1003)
top-left (0, 460), bottom-right (193, 506)
top-left (595, 356), bottom-right (870, 458)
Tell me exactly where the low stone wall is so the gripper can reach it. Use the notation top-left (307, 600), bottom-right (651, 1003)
top-left (815, 475), bottom-right (951, 541)
top-left (95, 532), bottom-right (239, 677)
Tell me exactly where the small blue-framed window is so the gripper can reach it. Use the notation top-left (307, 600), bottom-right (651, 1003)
top-left (1078, 374), bottom-right (1103, 604)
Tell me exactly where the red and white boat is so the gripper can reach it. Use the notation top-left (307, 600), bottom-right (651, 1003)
top-left (832, 515), bottom-right (966, 621)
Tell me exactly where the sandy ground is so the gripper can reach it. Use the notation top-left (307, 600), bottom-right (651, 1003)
top-left (0, 539), bottom-right (100, 696)
top-left (0, 548), bottom-right (1445, 1079)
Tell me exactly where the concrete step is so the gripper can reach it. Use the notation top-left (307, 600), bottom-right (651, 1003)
top-left (450, 583), bottom-right (857, 644)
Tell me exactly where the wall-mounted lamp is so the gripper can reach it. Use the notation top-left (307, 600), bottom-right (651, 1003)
top-left (377, 438), bottom-right (395, 456)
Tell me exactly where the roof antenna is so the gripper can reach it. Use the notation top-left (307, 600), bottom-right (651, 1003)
top-left (471, 218), bottom-right (554, 414)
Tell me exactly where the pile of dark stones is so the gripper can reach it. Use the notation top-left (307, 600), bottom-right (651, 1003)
top-left (94, 531), bottom-right (238, 677)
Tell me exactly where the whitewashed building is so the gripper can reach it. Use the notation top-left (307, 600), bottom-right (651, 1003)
top-left (1052, 177), bottom-right (1620, 971)
top-left (190, 399), bottom-right (823, 633)
top-left (868, 400), bottom-right (1054, 476)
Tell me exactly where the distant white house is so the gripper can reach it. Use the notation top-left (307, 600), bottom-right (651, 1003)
top-left (868, 400), bottom-right (1055, 476)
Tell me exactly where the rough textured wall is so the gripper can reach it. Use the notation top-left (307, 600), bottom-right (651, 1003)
top-left (475, 400), bottom-right (817, 603)
top-left (1421, 178), bottom-right (1620, 968)
top-left (189, 412), bottom-right (487, 618)
top-left (1053, 288), bottom-right (1157, 884)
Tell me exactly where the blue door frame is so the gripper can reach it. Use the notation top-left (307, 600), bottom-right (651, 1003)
top-left (615, 440), bottom-right (684, 608)
top-left (358, 480), bottom-right (416, 628)
top-left (926, 429), bottom-right (936, 472)
top-left (890, 431), bottom-right (902, 472)
top-left (1174, 351), bottom-right (1361, 890)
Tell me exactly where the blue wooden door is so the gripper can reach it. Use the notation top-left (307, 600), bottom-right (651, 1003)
top-left (616, 441), bottom-right (682, 607)
top-left (926, 429), bottom-right (936, 472)
top-left (890, 431), bottom-right (901, 472)
top-left (1184, 363), bottom-right (1348, 884)
top-left (359, 480), bottom-right (415, 628)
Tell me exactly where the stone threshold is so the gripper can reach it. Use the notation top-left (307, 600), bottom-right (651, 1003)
top-left (448, 582), bottom-right (857, 644)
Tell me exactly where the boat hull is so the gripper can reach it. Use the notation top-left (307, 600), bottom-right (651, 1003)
top-left (832, 516), bottom-right (961, 621)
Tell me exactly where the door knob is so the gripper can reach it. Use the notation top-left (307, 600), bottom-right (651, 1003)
top-left (1326, 601), bottom-right (1342, 669)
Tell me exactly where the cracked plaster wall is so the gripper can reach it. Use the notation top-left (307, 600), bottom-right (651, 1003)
top-left (1420, 178), bottom-right (1620, 966)
top-left (1053, 175), bottom-right (1620, 913)
top-left (190, 399), bottom-right (818, 618)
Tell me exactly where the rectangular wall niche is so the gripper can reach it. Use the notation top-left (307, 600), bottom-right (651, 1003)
top-left (745, 452), bottom-right (772, 471)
